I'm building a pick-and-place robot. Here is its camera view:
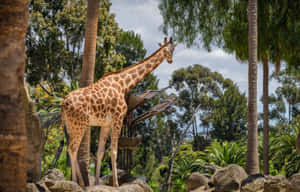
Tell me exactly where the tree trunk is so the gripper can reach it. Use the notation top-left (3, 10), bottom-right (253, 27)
top-left (0, 1), bottom-right (28, 191)
top-left (166, 104), bottom-right (201, 192)
top-left (262, 57), bottom-right (269, 175)
top-left (246, 0), bottom-right (259, 175)
top-left (78, 0), bottom-right (100, 186)
top-left (22, 81), bottom-right (44, 182)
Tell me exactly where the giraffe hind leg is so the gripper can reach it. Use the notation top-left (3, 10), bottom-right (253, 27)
top-left (68, 142), bottom-right (86, 187)
top-left (95, 126), bottom-right (110, 185)
top-left (67, 122), bottom-right (88, 187)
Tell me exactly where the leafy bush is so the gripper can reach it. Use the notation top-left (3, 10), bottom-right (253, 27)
top-left (202, 140), bottom-right (246, 167)
top-left (270, 117), bottom-right (300, 177)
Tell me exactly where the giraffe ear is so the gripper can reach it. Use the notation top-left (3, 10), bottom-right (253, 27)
top-left (158, 42), bottom-right (163, 47)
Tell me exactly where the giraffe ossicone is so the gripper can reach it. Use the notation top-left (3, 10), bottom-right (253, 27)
top-left (61, 37), bottom-right (177, 187)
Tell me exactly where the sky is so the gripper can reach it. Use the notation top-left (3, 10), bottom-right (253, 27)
top-left (110, 0), bottom-right (280, 112)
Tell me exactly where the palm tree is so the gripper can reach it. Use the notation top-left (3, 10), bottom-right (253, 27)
top-left (78, 0), bottom-right (100, 186)
top-left (245, 0), bottom-right (260, 174)
top-left (262, 56), bottom-right (269, 174)
top-left (0, 0), bottom-right (29, 191)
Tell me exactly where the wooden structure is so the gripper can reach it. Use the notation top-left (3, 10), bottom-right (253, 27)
top-left (118, 87), bottom-right (176, 171)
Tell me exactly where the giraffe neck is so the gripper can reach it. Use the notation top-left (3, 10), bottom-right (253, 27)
top-left (99, 46), bottom-right (167, 93)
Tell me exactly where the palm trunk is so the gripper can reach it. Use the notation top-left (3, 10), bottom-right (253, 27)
top-left (262, 57), bottom-right (269, 175)
top-left (0, 0), bottom-right (28, 191)
top-left (246, 0), bottom-right (259, 175)
top-left (78, 0), bottom-right (100, 186)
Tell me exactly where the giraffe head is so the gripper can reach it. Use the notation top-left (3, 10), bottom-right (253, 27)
top-left (159, 37), bottom-right (178, 64)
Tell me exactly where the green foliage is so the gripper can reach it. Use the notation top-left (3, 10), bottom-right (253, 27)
top-left (26, 0), bottom-right (126, 86)
top-left (115, 30), bottom-right (147, 68)
top-left (173, 144), bottom-right (204, 181)
top-left (202, 140), bottom-right (246, 167)
top-left (210, 85), bottom-right (248, 141)
top-left (270, 116), bottom-right (300, 177)
top-left (171, 64), bottom-right (248, 142)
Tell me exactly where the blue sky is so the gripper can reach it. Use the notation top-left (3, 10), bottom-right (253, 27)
top-left (110, 0), bottom-right (280, 112)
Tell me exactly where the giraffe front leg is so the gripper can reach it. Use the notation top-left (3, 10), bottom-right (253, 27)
top-left (95, 126), bottom-right (110, 185)
top-left (110, 130), bottom-right (121, 187)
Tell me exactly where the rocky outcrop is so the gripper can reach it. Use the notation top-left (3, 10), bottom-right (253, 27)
top-left (241, 174), bottom-right (265, 192)
top-left (188, 165), bottom-right (300, 192)
top-left (287, 173), bottom-right (300, 192)
top-left (101, 170), bottom-right (137, 186)
top-left (264, 175), bottom-right (290, 192)
top-left (186, 172), bottom-right (209, 192)
top-left (27, 169), bottom-right (152, 192)
top-left (212, 164), bottom-right (248, 192)
top-left (86, 179), bottom-right (153, 192)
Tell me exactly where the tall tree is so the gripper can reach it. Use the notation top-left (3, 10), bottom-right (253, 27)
top-left (170, 64), bottom-right (248, 142)
top-left (78, 0), bottom-right (100, 186)
top-left (246, 0), bottom-right (259, 174)
top-left (26, 0), bottom-right (125, 88)
top-left (0, 0), bottom-right (28, 191)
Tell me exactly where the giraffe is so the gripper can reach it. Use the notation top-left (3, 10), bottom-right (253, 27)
top-left (61, 37), bottom-right (177, 187)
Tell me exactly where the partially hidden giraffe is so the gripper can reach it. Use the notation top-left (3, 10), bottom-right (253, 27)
top-left (61, 37), bottom-right (177, 187)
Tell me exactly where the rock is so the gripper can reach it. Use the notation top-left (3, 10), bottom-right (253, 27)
top-left (287, 173), bottom-right (300, 192)
top-left (190, 186), bottom-right (215, 192)
top-left (264, 175), bottom-right (290, 192)
top-left (26, 183), bottom-right (39, 192)
top-left (102, 169), bottom-right (136, 186)
top-left (45, 180), bottom-right (84, 192)
top-left (40, 168), bottom-right (65, 182)
top-left (86, 179), bottom-right (153, 192)
top-left (241, 174), bottom-right (265, 192)
top-left (202, 164), bottom-right (222, 175)
top-left (86, 185), bottom-right (119, 192)
top-left (213, 164), bottom-right (248, 192)
top-left (35, 182), bottom-right (51, 192)
top-left (121, 179), bottom-right (153, 192)
top-left (186, 172), bottom-right (209, 192)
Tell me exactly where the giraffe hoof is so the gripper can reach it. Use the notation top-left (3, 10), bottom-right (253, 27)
top-left (113, 183), bottom-right (119, 187)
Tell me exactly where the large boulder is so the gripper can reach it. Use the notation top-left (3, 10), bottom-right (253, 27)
top-left (241, 174), bottom-right (265, 192)
top-left (120, 179), bottom-right (153, 192)
top-left (190, 186), bottom-right (214, 192)
top-left (287, 173), bottom-right (300, 192)
top-left (264, 175), bottom-right (290, 192)
top-left (37, 168), bottom-right (84, 192)
top-left (26, 183), bottom-right (40, 192)
top-left (212, 164), bottom-right (248, 192)
top-left (86, 178), bottom-right (153, 192)
top-left (202, 164), bottom-right (222, 175)
top-left (186, 172), bottom-right (209, 192)
top-left (44, 180), bottom-right (84, 192)
top-left (40, 168), bottom-right (65, 182)
top-left (103, 170), bottom-right (136, 186)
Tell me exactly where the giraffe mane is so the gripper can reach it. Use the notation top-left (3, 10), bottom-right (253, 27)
top-left (100, 43), bottom-right (169, 79)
